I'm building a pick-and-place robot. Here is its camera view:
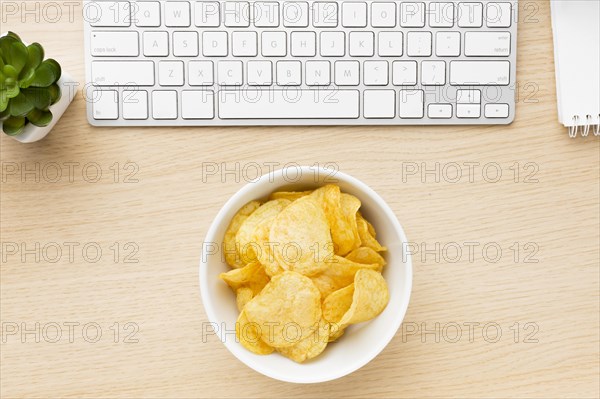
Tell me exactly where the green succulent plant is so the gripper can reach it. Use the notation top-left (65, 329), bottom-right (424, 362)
top-left (0, 31), bottom-right (62, 136)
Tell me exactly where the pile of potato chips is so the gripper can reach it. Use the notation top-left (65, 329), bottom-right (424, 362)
top-left (219, 185), bottom-right (390, 363)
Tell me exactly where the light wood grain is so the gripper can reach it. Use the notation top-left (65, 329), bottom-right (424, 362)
top-left (1, 1), bottom-right (599, 398)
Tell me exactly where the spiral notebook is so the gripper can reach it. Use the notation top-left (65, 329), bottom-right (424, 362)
top-left (551, 0), bottom-right (600, 138)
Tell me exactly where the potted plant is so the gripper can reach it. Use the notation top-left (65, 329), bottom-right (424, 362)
top-left (0, 31), bottom-right (75, 143)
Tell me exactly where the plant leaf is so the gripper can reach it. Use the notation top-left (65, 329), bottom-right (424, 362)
top-left (8, 92), bottom-right (34, 116)
top-left (26, 108), bottom-right (53, 127)
top-left (18, 43), bottom-right (44, 86)
top-left (2, 115), bottom-right (26, 136)
top-left (5, 79), bottom-right (20, 99)
top-left (25, 43), bottom-right (44, 72)
top-left (3, 64), bottom-right (18, 79)
top-left (18, 68), bottom-right (36, 88)
top-left (7, 32), bottom-right (22, 42)
top-left (48, 83), bottom-right (61, 104)
top-left (0, 107), bottom-right (9, 120)
top-left (0, 37), bottom-right (28, 74)
top-left (0, 92), bottom-right (8, 113)
top-left (21, 87), bottom-right (52, 110)
top-left (29, 59), bottom-right (61, 87)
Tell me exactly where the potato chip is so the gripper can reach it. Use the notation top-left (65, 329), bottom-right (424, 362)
top-left (310, 255), bottom-right (381, 299)
top-left (356, 213), bottom-right (386, 252)
top-left (322, 283), bottom-right (355, 324)
top-left (322, 270), bottom-right (389, 338)
top-left (250, 217), bottom-right (283, 277)
top-left (277, 318), bottom-right (330, 363)
top-left (310, 186), bottom-right (361, 256)
top-left (236, 287), bottom-right (254, 312)
top-left (236, 199), bottom-right (291, 264)
top-left (345, 247), bottom-right (387, 268)
top-left (270, 196), bottom-right (333, 276)
top-left (339, 269), bottom-right (389, 325)
top-left (219, 261), bottom-right (270, 296)
top-left (340, 193), bottom-right (362, 252)
top-left (269, 190), bottom-right (313, 201)
top-left (223, 201), bottom-right (262, 268)
top-left (236, 310), bottom-right (274, 355)
top-left (244, 271), bottom-right (321, 348)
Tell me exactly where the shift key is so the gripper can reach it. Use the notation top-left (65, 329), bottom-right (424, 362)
top-left (91, 31), bottom-right (139, 56)
top-left (91, 61), bottom-right (154, 86)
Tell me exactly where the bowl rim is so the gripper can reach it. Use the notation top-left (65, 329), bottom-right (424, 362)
top-left (199, 166), bottom-right (413, 383)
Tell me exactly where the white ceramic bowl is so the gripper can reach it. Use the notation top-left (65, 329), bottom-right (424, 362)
top-left (199, 166), bottom-right (412, 383)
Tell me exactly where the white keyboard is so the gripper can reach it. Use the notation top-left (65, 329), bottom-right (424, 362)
top-left (83, 0), bottom-right (518, 126)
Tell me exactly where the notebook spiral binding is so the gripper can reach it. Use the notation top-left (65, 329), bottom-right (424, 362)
top-left (568, 115), bottom-right (600, 138)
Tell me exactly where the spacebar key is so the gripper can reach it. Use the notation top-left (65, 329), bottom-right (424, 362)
top-left (218, 89), bottom-right (359, 119)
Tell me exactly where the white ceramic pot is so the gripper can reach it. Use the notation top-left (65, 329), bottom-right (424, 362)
top-left (2, 71), bottom-right (77, 143)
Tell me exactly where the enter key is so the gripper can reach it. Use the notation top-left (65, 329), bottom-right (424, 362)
top-left (464, 32), bottom-right (511, 56)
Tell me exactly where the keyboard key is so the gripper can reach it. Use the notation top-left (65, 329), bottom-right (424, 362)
top-left (224, 2), bottom-right (251, 27)
top-left (342, 2), bottom-right (367, 27)
top-left (465, 32), bottom-right (511, 56)
top-left (456, 103), bottom-right (480, 118)
top-left (189, 61), bottom-right (214, 85)
top-left (435, 31), bottom-right (460, 56)
top-left (247, 61), bottom-right (273, 85)
top-left (400, 2), bottom-right (425, 27)
top-left (364, 90), bottom-right (395, 118)
top-left (428, 103), bottom-right (452, 118)
top-left (305, 61), bottom-right (330, 85)
top-left (392, 61), bottom-right (417, 85)
top-left (486, 2), bottom-right (512, 27)
top-left (313, 2), bottom-right (338, 27)
top-left (143, 31), bottom-right (169, 56)
top-left (218, 61), bottom-right (243, 85)
top-left (173, 31), bottom-right (199, 56)
top-left (232, 31), bottom-right (258, 56)
top-left (92, 90), bottom-right (119, 119)
top-left (458, 2), bottom-right (483, 27)
top-left (262, 31), bottom-right (287, 56)
top-left (203, 31), bottom-right (228, 56)
top-left (218, 89), bottom-right (359, 118)
top-left (195, 1), bottom-right (220, 27)
top-left (429, 2), bottom-right (454, 27)
top-left (450, 61), bottom-right (510, 85)
top-left (364, 61), bottom-right (388, 86)
top-left (89, 1), bottom-right (131, 27)
top-left (122, 90), bottom-right (148, 119)
top-left (320, 31), bottom-right (345, 56)
top-left (165, 1), bottom-right (191, 27)
top-left (335, 61), bottom-right (360, 85)
top-left (421, 61), bottom-right (445, 85)
top-left (283, 2), bottom-right (309, 27)
top-left (456, 89), bottom-right (481, 103)
top-left (291, 32), bottom-right (316, 56)
top-left (91, 61), bottom-right (155, 86)
top-left (134, 1), bottom-right (160, 27)
top-left (378, 32), bottom-right (403, 56)
top-left (371, 3), bottom-right (396, 27)
top-left (152, 91), bottom-right (178, 119)
top-left (276, 61), bottom-right (302, 85)
top-left (159, 61), bottom-right (184, 86)
top-left (398, 89), bottom-right (424, 118)
top-left (91, 31), bottom-right (139, 56)
top-left (407, 32), bottom-right (432, 56)
top-left (254, 2), bottom-right (279, 27)
top-left (181, 90), bottom-right (214, 119)
top-left (484, 103), bottom-right (510, 118)
top-left (349, 32), bottom-right (374, 57)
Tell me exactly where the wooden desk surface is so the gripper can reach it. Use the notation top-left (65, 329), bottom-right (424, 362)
top-left (1, 1), bottom-right (599, 398)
